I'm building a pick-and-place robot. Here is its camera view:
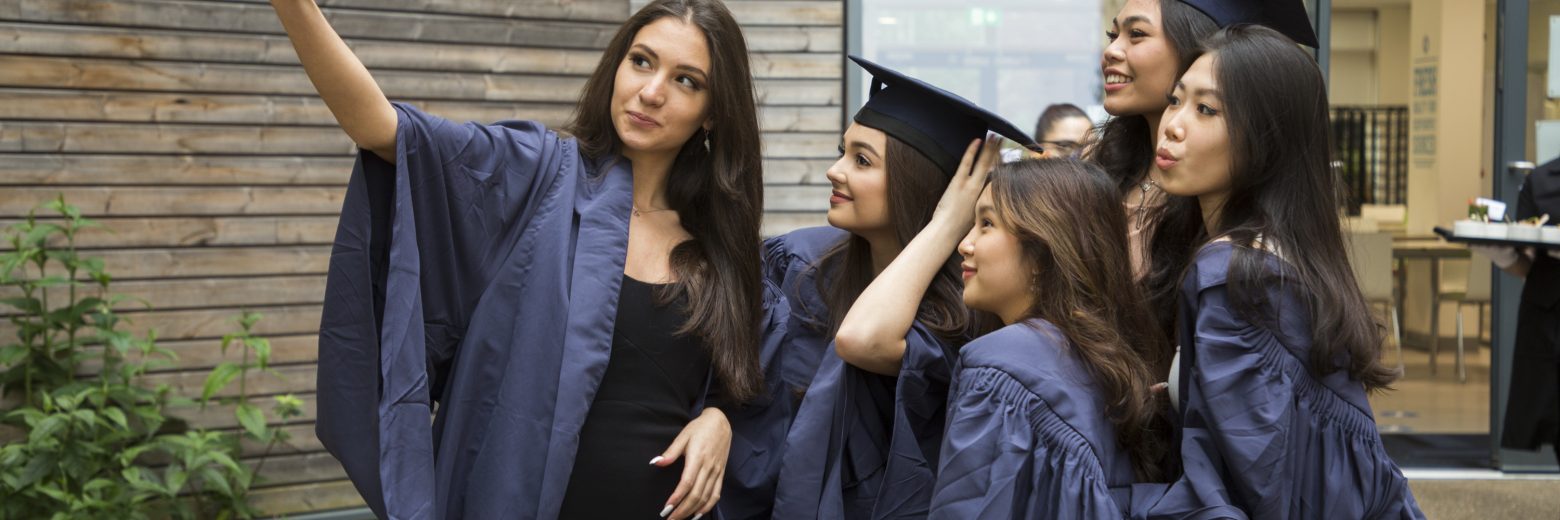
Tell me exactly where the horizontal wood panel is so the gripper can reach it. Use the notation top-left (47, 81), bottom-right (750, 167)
top-left (0, 275), bottom-right (327, 310)
top-left (0, 186), bottom-right (346, 216)
top-left (139, 363), bottom-right (315, 399)
top-left (0, 154), bottom-right (838, 185)
top-left (0, 121), bottom-right (836, 158)
top-left (107, 305), bottom-right (324, 341)
top-left (0, 216), bottom-right (339, 248)
top-left (292, 0), bottom-right (628, 23)
top-left (82, 334), bottom-right (320, 374)
top-left (761, 211), bottom-right (827, 237)
top-left (0, 121), bottom-right (361, 155)
top-left (5, 0), bottom-right (835, 52)
top-left (0, 207), bottom-right (826, 249)
top-left (93, 246), bottom-right (332, 279)
top-left (0, 56), bottom-right (842, 106)
top-left (170, 392), bottom-right (316, 430)
top-left (764, 184), bottom-right (831, 212)
top-left (0, 89), bottom-right (839, 132)
top-left (11, 0), bottom-right (629, 28)
top-left (220, 451), bottom-right (346, 489)
top-left (239, 423), bottom-right (324, 458)
top-left (762, 158), bottom-right (833, 185)
top-left (626, 0), bottom-right (842, 26)
top-left (0, 154), bottom-right (355, 185)
top-left (0, 23), bottom-right (839, 79)
top-left (249, 479), bottom-right (365, 516)
top-left (0, 179), bottom-right (848, 213)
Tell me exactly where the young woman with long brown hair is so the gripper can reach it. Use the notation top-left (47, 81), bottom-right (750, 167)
top-left (275, 0), bottom-right (777, 517)
top-left (1132, 26), bottom-right (1421, 518)
top-left (741, 57), bottom-right (1034, 519)
top-left (928, 158), bottom-right (1169, 518)
top-left (1088, 0), bottom-right (1316, 280)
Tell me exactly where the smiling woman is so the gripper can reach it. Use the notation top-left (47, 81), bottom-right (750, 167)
top-left (267, 0), bottom-right (772, 519)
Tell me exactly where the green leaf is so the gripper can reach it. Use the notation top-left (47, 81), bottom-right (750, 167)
top-left (32, 275), bottom-right (72, 288)
top-left (101, 407), bottom-right (128, 430)
top-left (30, 415), bottom-right (66, 444)
top-left (35, 482), bottom-right (69, 503)
top-left (197, 466), bottom-right (235, 498)
top-left (0, 344), bottom-right (27, 366)
top-left (122, 467), bottom-right (167, 496)
top-left (247, 338), bottom-right (272, 369)
top-left (70, 408), bottom-right (96, 427)
top-left (163, 465), bottom-right (188, 494)
top-left (235, 404), bottom-right (267, 440)
top-left (238, 311), bottom-right (262, 331)
top-left (83, 478), bottom-right (116, 493)
top-left (0, 297), bottom-right (42, 315)
top-left (272, 394), bottom-right (304, 420)
top-left (17, 453), bottom-right (55, 488)
top-left (201, 362), bottom-right (241, 404)
top-left (206, 450), bottom-right (244, 475)
top-left (118, 444), bottom-right (152, 466)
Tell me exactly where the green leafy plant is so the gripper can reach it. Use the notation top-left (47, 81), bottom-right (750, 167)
top-left (1, 196), bottom-right (302, 519)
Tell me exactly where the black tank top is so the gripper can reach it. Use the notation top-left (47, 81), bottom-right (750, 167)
top-left (558, 275), bottom-right (712, 519)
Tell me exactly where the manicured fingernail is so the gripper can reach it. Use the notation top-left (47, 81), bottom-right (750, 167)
top-left (694, 514), bottom-right (703, 520)
top-left (659, 504), bottom-right (674, 517)
top-left (649, 456), bottom-right (664, 465)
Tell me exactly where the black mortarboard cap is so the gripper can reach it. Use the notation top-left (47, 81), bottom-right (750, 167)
top-left (850, 55), bottom-right (1038, 175)
top-left (1181, 0), bottom-right (1320, 47)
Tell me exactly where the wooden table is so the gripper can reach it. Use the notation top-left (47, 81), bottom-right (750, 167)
top-left (1393, 239), bottom-right (1470, 377)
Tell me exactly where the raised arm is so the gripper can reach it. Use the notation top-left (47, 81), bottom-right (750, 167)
top-left (271, 0), bottom-right (397, 161)
top-left (834, 137), bottom-right (1002, 375)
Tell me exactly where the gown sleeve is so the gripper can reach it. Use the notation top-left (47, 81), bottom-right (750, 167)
top-left (931, 367), bottom-right (1123, 520)
top-left (870, 324), bottom-right (959, 517)
top-left (1135, 281), bottom-right (1421, 520)
top-left (717, 279), bottom-right (792, 519)
top-left (315, 102), bottom-right (568, 518)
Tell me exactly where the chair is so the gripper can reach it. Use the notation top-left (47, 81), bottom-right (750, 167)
top-left (1438, 256), bottom-right (1492, 383)
top-left (1346, 231), bottom-right (1404, 374)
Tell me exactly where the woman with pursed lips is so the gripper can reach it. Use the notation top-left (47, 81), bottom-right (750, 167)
top-left (1129, 26), bottom-right (1423, 519)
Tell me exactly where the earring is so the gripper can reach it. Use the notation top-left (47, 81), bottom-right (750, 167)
top-left (703, 130), bottom-right (711, 153)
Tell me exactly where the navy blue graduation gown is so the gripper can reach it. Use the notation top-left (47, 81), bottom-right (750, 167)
top-left (930, 320), bottom-right (1134, 519)
top-left (759, 228), bottom-right (960, 519)
top-left (1127, 242), bottom-right (1423, 519)
top-left (315, 103), bottom-right (787, 519)
top-left (719, 226), bottom-right (846, 518)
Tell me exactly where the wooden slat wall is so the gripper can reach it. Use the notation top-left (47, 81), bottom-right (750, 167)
top-left (0, 0), bottom-right (839, 515)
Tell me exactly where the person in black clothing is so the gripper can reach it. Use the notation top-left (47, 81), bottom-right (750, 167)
top-left (1471, 157), bottom-right (1560, 464)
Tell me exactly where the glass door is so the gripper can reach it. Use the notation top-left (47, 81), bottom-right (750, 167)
top-left (1493, 0), bottom-right (1560, 472)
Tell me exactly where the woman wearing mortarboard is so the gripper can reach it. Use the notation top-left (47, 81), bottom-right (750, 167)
top-left (724, 56), bottom-right (1036, 519)
top-left (271, 0), bottom-right (781, 518)
top-left (1091, 0), bottom-right (1319, 284)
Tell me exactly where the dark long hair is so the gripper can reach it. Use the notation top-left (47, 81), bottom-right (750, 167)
top-left (566, 0), bottom-right (766, 402)
top-left (988, 158), bottom-right (1169, 481)
top-left (813, 135), bottom-right (990, 346)
top-left (1086, 0), bottom-right (1216, 196)
top-left (1144, 26), bottom-right (1397, 391)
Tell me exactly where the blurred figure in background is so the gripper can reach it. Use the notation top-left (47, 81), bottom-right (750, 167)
top-left (1033, 103), bottom-right (1093, 158)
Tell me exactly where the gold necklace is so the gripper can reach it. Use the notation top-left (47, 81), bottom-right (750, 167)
top-left (632, 205), bottom-right (674, 217)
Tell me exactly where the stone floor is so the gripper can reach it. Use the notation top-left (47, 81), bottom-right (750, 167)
top-left (1408, 473), bottom-right (1560, 519)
